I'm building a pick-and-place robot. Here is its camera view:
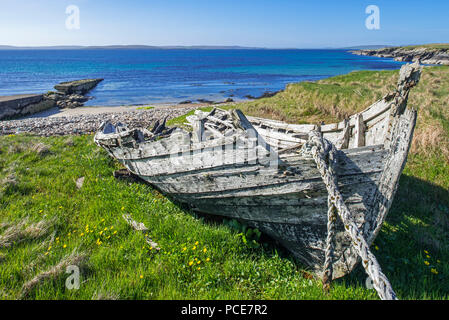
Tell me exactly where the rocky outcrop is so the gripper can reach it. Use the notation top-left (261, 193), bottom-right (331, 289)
top-left (50, 78), bottom-right (103, 108)
top-left (0, 79), bottom-right (104, 120)
top-left (0, 94), bottom-right (56, 120)
top-left (350, 46), bottom-right (449, 65)
top-left (54, 79), bottom-right (104, 95)
top-left (45, 91), bottom-right (91, 109)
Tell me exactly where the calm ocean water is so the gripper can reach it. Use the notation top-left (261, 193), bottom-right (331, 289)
top-left (0, 49), bottom-right (404, 106)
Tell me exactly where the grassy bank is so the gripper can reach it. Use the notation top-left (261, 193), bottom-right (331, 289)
top-left (1, 66), bottom-right (448, 300)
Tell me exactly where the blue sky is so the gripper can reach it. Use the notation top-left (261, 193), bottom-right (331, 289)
top-left (0, 0), bottom-right (448, 48)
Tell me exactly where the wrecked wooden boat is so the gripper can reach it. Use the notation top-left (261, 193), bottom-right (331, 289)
top-left (95, 63), bottom-right (422, 285)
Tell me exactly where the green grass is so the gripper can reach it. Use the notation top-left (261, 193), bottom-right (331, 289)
top-left (400, 43), bottom-right (449, 50)
top-left (1, 66), bottom-right (449, 300)
top-left (136, 106), bottom-right (155, 110)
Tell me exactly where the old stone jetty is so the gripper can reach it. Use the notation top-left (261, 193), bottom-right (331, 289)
top-left (0, 79), bottom-right (104, 120)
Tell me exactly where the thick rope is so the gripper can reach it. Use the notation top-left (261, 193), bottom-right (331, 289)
top-left (322, 196), bottom-right (337, 292)
top-left (302, 131), bottom-right (398, 300)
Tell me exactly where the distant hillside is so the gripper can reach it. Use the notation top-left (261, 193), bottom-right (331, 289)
top-left (0, 45), bottom-right (264, 50)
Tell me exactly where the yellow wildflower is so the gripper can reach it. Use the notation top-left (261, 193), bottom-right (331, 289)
top-left (80, 232), bottom-right (84, 237)
top-left (121, 207), bottom-right (125, 211)
top-left (197, 267), bottom-right (201, 271)
top-left (192, 246), bottom-right (196, 250)
top-left (206, 258), bottom-right (210, 262)
top-left (203, 248), bottom-right (207, 253)
top-left (424, 261), bottom-right (430, 266)
top-left (374, 246), bottom-right (379, 251)
top-left (431, 268), bottom-right (438, 275)
top-left (424, 250), bottom-right (429, 254)
top-left (63, 244), bottom-right (67, 248)
top-left (197, 260), bottom-right (201, 265)
top-left (195, 241), bottom-right (199, 245)
top-left (437, 260), bottom-right (441, 263)
top-left (113, 231), bottom-right (117, 235)
top-left (188, 261), bottom-right (194, 266)
top-left (182, 247), bottom-right (187, 252)
top-left (140, 275), bottom-right (144, 279)
top-left (426, 255), bottom-right (430, 259)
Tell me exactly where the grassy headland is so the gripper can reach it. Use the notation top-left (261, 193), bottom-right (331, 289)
top-left (1, 66), bottom-right (448, 300)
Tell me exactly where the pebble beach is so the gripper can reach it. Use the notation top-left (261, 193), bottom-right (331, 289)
top-left (0, 105), bottom-right (198, 136)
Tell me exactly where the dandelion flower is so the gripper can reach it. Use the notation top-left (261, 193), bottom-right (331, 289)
top-left (182, 247), bottom-right (187, 252)
top-left (424, 261), bottom-right (430, 266)
top-left (140, 275), bottom-right (144, 279)
top-left (188, 261), bottom-right (194, 266)
top-left (431, 268), bottom-right (438, 275)
top-left (192, 246), bottom-right (197, 250)
top-left (426, 255), bottom-right (430, 259)
top-left (63, 244), bottom-right (67, 248)
top-left (374, 246), bottom-right (379, 251)
top-left (195, 241), bottom-right (199, 246)
top-left (80, 232), bottom-right (84, 237)
top-left (113, 231), bottom-right (117, 235)
top-left (424, 250), bottom-right (429, 254)
top-left (197, 261), bottom-right (201, 265)
top-left (206, 258), bottom-right (210, 262)
top-left (197, 267), bottom-right (201, 271)
top-left (121, 207), bottom-right (125, 211)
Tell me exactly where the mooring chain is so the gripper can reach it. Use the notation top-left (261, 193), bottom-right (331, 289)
top-left (301, 131), bottom-right (398, 300)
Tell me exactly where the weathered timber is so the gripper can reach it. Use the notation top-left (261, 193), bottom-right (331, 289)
top-left (94, 62), bottom-right (422, 281)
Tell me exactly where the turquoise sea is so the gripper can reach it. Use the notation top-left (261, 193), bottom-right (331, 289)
top-left (0, 49), bottom-right (405, 106)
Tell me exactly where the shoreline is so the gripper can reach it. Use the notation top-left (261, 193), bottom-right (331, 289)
top-left (0, 48), bottom-right (436, 135)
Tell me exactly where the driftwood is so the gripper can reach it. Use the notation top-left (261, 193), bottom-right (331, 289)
top-left (122, 214), bottom-right (160, 251)
top-left (95, 62), bottom-right (422, 282)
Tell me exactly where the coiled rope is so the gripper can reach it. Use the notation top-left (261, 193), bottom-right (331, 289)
top-left (301, 131), bottom-right (398, 300)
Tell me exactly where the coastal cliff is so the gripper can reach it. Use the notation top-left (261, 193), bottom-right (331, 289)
top-left (350, 45), bottom-right (449, 65)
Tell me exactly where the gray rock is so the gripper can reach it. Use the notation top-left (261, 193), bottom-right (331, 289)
top-left (54, 79), bottom-right (104, 95)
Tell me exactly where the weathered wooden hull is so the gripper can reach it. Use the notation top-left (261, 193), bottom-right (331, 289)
top-left (95, 63), bottom-right (420, 279)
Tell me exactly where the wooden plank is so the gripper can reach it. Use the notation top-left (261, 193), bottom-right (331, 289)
top-left (353, 114), bottom-right (366, 148)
